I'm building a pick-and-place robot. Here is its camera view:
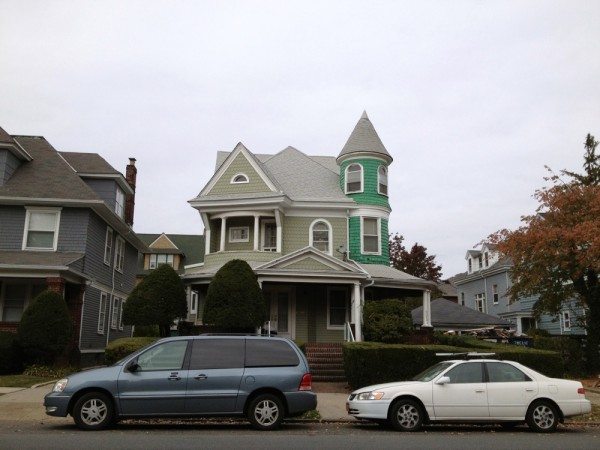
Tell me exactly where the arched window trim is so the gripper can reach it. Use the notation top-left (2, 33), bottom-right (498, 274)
top-left (230, 173), bottom-right (249, 184)
top-left (345, 163), bottom-right (364, 194)
top-left (309, 219), bottom-right (333, 255)
top-left (377, 165), bottom-right (388, 196)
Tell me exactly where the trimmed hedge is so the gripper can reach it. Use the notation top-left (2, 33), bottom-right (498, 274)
top-left (343, 341), bottom-right (563, 389)
top-left (0, 331), bottom-right (22, 374)
top-left (104, 337), bottom-right (158, 365)
top-left (533, 335), bottom-right (586, 376)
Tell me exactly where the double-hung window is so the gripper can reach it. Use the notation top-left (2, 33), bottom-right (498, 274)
top-left (111, 296), bottom-right (120, 330)
top-left (262, 221), bottom-right (277, 251)
top-left (104, 227), bottom-right (113, 265)
top-left (475, 293), bottom-right (485, 312)
top-left (345, 164), bottom-right (363, 193)
top-left (562, 311), bottom-right (571, 331)
top-left (492, 284), bottom-right (499, 304)
top-left (22, 208), bottom-right (61, 251)
top-left (118, 299), bottom-right (124, 330)
top-left (362, 217), bottom-right (380, 254)
top-left (378, 166), bottom-right (388, 195)
top-left (310, 220), bottom-right (331, 254)
top-left (114, 236), bottom-right (125, 272)
top-left (97, 292), bottom-right (108, 334)
top-left (229, 226), bottom-right (249, 243)
top-left (115, 188), bottom-right (125, 219)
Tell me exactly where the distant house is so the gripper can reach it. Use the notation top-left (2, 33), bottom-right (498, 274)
top-left (0, 127), bottom-right (147, 362)
top-left (453, 243), bottom-right (586, 336)
top-left (412, 298), bottom-right (510, 331)
top-left (164, 112), bottom-right (438, 342)
top-left (137, 233), bottom-right (205, 277)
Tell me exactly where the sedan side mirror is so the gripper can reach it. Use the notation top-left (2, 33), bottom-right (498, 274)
top-left (435, 376), bottom-right (450, 385)
top-left (126, 360), bottom-right (140, 373)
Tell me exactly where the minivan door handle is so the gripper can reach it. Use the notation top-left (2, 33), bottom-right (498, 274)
top-left (168, 372), bottom-right (181, 381)
top-left (194, 374), bottom-right (208, 380)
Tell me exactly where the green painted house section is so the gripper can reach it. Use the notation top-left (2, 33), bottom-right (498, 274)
top-left (283, 257), bottom-right (336, 272)
top-left (207, 152), bottom-right (272, 195)
top-left (348, 217), bottom-right (389, 264)
top-left (282, 216), bottom-right (347, 259)
top-left (339, 158), bottom-right (390, 209)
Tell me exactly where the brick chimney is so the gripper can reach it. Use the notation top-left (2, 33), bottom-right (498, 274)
top-left (125, 158), bottom-right (137, 226)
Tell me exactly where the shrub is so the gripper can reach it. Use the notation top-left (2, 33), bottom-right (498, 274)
top-left (534, 336), bottom-right (586, 376)
top-left (123, 264), bottom-right (187, 337)
top-left (104, 337), bottom-right (158, 365)
top-left (23, 364), bottom-right (76, 378)
top-left (133, 325), bottom-right (160, 337)
top-left (343, 341), bottom-right (563, 389)
top-left (363, 299), bottom-right (413, 343)
top-left (203, 259), bottom-right (266, 330)
top-left (0, 331), bottom-right (22, 374)
top-left (17, 290), bottom-right (73, 365)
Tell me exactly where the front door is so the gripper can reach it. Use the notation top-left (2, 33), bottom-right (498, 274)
top-left (264, 286), bottom-right (294, 339)
top-left (433, 362), bottom-right (489, 419)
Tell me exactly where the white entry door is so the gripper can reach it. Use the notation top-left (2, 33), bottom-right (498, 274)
top-left (265, 287), bottom-right (295, 339)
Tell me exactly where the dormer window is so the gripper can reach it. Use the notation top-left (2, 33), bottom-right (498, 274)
top-left (345, 164), bottom-right (363, 193)
top-left (310, 220), bottom-right (332, 254)
top-left (231, 173), bottom-right (249, 184)
top-left (484, 252), bottom-right (489, 267)
top-left (478, 255), bottom-right (483, 269)
top-left (468, 259), bottom-right (472, 272)
top-left (378, 165), bottom-right (388, 195)
top-left (115, 187), bottom-right (125, 219)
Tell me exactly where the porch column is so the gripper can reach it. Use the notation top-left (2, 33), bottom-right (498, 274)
top-left (186, 286), bottom-right (192, 317)
top-left (516, 317), bottom-right (523, 336)
top-left (219, 217), bottom-right (226, 252)
top-left (201, 213), bottom-right (211, 255)
top-left (274, 209), bottom-right (282, 253)
top-left (253, 214), bottom-right (260, 251)
top-left (422, 289), bottom-right (432, 328)
top-left (353, 282), bottom-right (362, 342)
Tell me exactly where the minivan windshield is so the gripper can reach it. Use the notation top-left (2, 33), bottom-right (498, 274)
top-left (411, 362), bottom-right (454, 382)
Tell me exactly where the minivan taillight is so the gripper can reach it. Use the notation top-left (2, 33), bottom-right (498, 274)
top-left (578, 387), bottom-right (586, 395)
top-left (299, 373), bottom-right (312, 391)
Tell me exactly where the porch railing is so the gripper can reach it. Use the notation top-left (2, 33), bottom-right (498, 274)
top-left (344, 321), bottom-right (355, 342)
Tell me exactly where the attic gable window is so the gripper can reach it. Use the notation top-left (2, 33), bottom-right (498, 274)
top-left (345, 163), bottom-right (363, 194)
top-left (230, 173), bottom-right (249, 184)
top-left (310, 219), bottom-right (332, 254)
top-left (22, 207), bottom-right (61, 251)
top-left (378, 165), bottom-right (388, 195)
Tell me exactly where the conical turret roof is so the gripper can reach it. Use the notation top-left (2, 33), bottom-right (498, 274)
top-left (337, 111), bottom-right (392, 164)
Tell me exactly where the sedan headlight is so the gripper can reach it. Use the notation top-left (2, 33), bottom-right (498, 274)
top-left (356, 391), bottom-right (385, 400)
top-left (52, 378), bottom-right (68, 393)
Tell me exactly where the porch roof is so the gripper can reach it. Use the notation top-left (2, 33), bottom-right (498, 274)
top-left (357, 263), bottom-right (436, 289)
top-left (0, 250), bottom-right (84, 267)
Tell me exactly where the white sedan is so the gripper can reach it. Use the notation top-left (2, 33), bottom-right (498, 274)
top-left (346, 358), bottom-right (591, 432)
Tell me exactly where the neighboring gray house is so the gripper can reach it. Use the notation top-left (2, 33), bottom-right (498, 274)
top-left (0, 127), bottom-right (147, 362)
top-left (453, 243), bottom-right (586, 336)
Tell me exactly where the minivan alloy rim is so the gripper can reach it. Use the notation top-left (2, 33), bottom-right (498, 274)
top-left (80, 398), bottom-right (108, 425)
top-left (254, 400), bottom-right (279, 426)
top-left (397, 404), bottom-right (419, 429)
top-left (533, 405), bottom-right (555, 429)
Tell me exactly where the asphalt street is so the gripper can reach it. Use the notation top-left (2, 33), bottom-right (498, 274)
top-left (0, 420), bottom-right (598, 450)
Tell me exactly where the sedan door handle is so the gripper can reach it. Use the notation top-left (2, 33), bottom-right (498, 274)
top-left (525, 388), bottom-right (534, 392)
top-left (194, 374), bottom-right (208, 380)
top-left (475, 389), bottom-right (485, 393)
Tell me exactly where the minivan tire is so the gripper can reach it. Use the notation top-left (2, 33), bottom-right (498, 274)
top-left (73, 392), bottom-right (114, 430)
top-left (247, 394), bottom-right (284, 431)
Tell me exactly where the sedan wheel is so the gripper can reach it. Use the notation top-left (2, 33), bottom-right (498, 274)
top-left (73, 392), bottom-right (114, 430)
top-left (390, 399), bottom-right (423, 432)
top-left (248, 394), bottom-right (284, 430)
top-left (526, 401), bottom-right (559, 433)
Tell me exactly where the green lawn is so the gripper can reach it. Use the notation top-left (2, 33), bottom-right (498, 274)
top-left (0, 374), bottom-right (56, 388)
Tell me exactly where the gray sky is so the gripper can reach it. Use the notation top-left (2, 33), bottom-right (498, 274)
top-left (1, 1), bottom-right (599, 277)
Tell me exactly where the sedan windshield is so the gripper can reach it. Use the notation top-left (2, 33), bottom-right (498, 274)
top-left (411, 362), bottom-right (454, 382)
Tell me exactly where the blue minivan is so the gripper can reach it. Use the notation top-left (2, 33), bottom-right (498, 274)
top-left (44, 335), bottom-right (317, 430)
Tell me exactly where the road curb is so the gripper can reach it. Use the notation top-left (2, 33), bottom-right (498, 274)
top-left (31, 380), bottom-right (58, 389)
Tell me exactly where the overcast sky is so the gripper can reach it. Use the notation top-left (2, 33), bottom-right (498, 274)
top-left (1, 1), bottom-right (599, 277)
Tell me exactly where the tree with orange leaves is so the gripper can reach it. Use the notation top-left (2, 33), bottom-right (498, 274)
top-left (489, 134), bottom-right (600, 371)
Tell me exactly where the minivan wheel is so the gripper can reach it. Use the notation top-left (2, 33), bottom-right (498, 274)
top-left (247, 394), bottom-right (284, 431)
top-left (526, 400), bottom-right (559, 433)
top-left (73, 392), bottom-right (114, 430)
top-left (389, 399), bottom-right (423, 432)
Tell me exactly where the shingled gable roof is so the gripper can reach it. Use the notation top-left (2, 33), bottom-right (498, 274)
top-left (412, 298), bottom-right (511, 328)
top-left (0, 126), bottom-right (15, 144)
top-left (198, 142), bottom-right (279, 197)
top-left (337, 111), bottom-right (392, 164)
top-left (137, 233), bottom-right (205, 266)
top-left (60, 152), bottom-right (120, 174)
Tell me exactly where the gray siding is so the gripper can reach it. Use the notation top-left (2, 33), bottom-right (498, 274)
top-left (0, 150), bottom-right (21, 185)
top-left (79, 286), bottom-right (108, 351)
top-left (57, 208), bottom-right (89, 252)
top-left (0, 206), bottom-right (26, 250)
top-left (84, 179), bottom-right (117, 211)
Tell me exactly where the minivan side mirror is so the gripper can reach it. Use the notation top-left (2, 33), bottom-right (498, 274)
top-left (435, 376), bottom-right (450, 385)
top-left (126, 360), bottom-right (140, 373)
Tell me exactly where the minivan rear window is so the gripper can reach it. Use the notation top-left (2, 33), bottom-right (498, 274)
top-left (189, 339), bottom-right (245, 370)
top-left (245, 340), bottom-right (299, 367)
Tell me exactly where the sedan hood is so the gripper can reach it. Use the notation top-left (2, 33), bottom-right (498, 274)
top-left (352, 380), bottom-right (423, 394)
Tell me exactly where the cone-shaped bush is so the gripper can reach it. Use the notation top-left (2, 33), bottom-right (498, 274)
top-left (17, 290), bottom-right (73, 365)
top-left (363, 299), bottom-right (413, 343)
top-left (123, 264), bottom-right (187, 337)
top-left (203, 259), bottom-right (266, 329)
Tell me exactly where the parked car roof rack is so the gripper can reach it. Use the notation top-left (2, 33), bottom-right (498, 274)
top-left (200, 333), bottom-right (270, 336)
top-left (435, 352), bottom-right (497, 359)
